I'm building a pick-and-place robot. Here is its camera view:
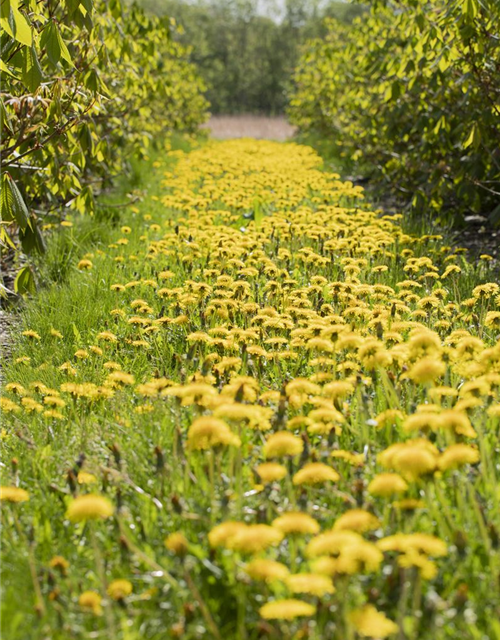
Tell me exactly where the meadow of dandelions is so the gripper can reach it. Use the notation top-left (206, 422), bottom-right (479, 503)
top-left (2, 139), bottom-right (500, 640)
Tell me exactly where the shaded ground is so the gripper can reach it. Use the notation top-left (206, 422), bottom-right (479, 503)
top-left (202, 114), bottom-right (296, 141)
top-left (453, 217), bottom-right (499, 264)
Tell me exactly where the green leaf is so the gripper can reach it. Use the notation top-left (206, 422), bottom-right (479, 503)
top-left (2, 1), bottom-right (33, 46)
top-left (11, 4), bottom-right (32, 46)
top-left (0, 98), bottom-right (12, 134)
top-left (14, 265), bottom-right (36, 295)
top-left (40, 23), bottom-right (61, 66)
top-left (463, 123), bottom-right (480, 149)
top-left (22, 46), bottom-right (42, 92)
top-left (41, 22), bottom-right (73, 67)
top-left (0, 0), bottom-right (15, 39)
top-left (0, 59), bottom-right (17, 79)
top-left (0, 174), bottom-right (31, 231)
top-left (72, 322), bottom-right (81, 343)
top-left (0, 225), bottom-right (17, 250)
top-left (20, 222), bottom-right (46, 255)
top-left (489, 202), bottom-right (500, 227)
top-left (56, 25), bottom-right (74, 66)
top-left (84, 68), bottom-right (100, 93)
top-left (462, 0), bottom-right (478, 20)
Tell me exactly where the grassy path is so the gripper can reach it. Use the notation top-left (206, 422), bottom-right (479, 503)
top-left (2, 139), bottom-right (500, 640)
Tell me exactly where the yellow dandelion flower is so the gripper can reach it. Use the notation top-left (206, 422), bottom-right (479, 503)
top-left (377, 533), bottom-right (447, 557)
top-left (272, 512), bottom-right (320, 535)
top-left (244, 559), bottom-right (289, 583)
top-left (255, 462), bottom-right (287, 483)
top-left (293, 462), bottom-right (339, 485)
top-left (306, 530), bottom-right (364, 558)
top-left (439, 444), bottom-right (480, 470)
top-left (259, 599), bottom-right (316, 620)
top-left (77, 472), bottom-right (97, 485)
top-left (398, 550), bottom-right (437, 579)
top-left (187, 416), bottom-right (241, 450)
top-left (330, 450), bottom-right (364, 466)
top-left (368, 473), bottom-right (408, 497)
top-left (66, 494), bottom-right (114, 522)
top-left (77, 259), bottom-right (93, 270)
top-left (349, 605), bottom-right (398, 638)
top-left (208, 521), bottom-right (247, 548)
top-left (438, 410), bottom-right (477, 438)
top-left (107, 579), bottom-right (132, 600)
top-left (379, 440), bottom-right (439, 480)
top-left (79, 591), bottom-right (102, 615)
top-left (393, 498), bottom-right (425, 511)
top-left (165, 532), bottom-right (189, 556)
top-left (334, 509), bottom-right (380, 533)
top-left (49, 556), bottom-right (69, 573)
top-left (406, 357), bottom-right (446, 384)
top-left (0, 486), bottom-right (30, 503)
top-left (310, 556), bottom-right (338, 576)
top-left (286, 573), bottom-right (335, 596)
top-left (227, 524), bottom-right (283, 554)
top-left (22, 330), bottom-right (41, 340)
top-left (375, 409), bottom-right (405, 429)
top-left (107, 371), bottom-right (135, 386)
top-left (263, 431), bottom-right (303, 458)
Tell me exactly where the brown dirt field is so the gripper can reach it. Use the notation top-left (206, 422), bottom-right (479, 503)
top-left (202, 114), bottom-right (296, 141)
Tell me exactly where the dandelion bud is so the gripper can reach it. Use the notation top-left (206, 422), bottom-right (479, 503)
top-left (110, 443), bottom-right (121, 468)
top-left (154, 446), bottom-right (165, 472)
top-left (171, 494), bottom-right (183, 514)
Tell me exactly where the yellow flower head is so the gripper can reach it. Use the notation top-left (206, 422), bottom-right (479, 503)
top-left (165, 532), bottom-right (189, 556)
top-left (244, 558), bottom-right (289, 583)
top-left (107, 579), bottom-right (133, 600)
top-left (255, 462), bottom-right (287, 484)
top-left (208, 521), bottom-right (248, 548)
top-left (334, 509), bottom-right (380, 533)
top-left (349, 605), bottom-right (398, 638)
top-left (439, 444), bottom-right (480, 471)
top-left (286, 572), bottom-right (335, 596)
top-left (272, 512), bottom-right (320, 535)
top-left (263, 431), bottom-right (303, 458)
top-left (79, 591), bottom-right (102, 615)
top-left (226, 524), bottom-right (284, 554)
top-left (66, 494), bottom-right (114, 523)
top-left (306, 530), bottom-right (364, 558)
top-left (259, 599), bottom-right (316, 620)
top-left (0, 486), bottom-right (30, 503)
top-left (368, 473), bottom-right (408, 497)
top-left (187, 416), bottom-right (241, 450)
top-left (293, 462), bottom-right (339, 485)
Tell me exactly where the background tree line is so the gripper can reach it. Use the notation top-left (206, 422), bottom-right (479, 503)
top-left (137, 0), bottom-right (366, 114)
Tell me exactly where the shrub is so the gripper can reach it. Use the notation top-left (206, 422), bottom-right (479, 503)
top-left (289, 0), bottom-right (500, 224)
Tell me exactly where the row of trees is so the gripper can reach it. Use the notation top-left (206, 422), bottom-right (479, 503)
top-left (1, 0), bottom-right (208, 294)
top-left (288, 0), bottom-right (500, 223)
top-left (139, 0), bottom-right (366, 114)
